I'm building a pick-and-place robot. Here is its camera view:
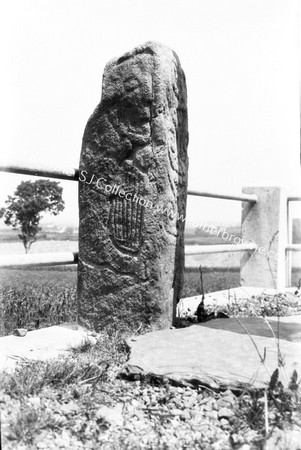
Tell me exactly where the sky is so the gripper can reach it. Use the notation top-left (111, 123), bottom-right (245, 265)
top-left (0, 0), bottom-right (301, 228)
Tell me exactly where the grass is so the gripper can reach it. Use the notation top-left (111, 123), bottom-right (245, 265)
top-left (181, 292), bottom-right (301, 323)
top-left (0, 267), bottom-right (77, 335)
top-left (2, 322), bottom-right (300, 449)
top-left (0, 266), bottom-right (241, 335)
top-left (1, 266), bottom-right (301, 448)
top-left (1, 325), bottom-right (147, 448)
top-left (0, 284), bottom-right (77, 334)
top-left (2, 330), bottom-right (128, 399)
top-left (0, 266), bottom-right (77, 287)
top-left (1, 266), bottom-right (300, 335)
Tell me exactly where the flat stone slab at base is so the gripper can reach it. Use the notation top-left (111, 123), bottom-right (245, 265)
top-left (0, 323), bottom-right (96, 372)
top-left (125, 316), bottom-right (301, 390)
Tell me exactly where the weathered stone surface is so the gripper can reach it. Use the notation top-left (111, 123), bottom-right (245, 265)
top-left (0, 324), bottom-right (97, 372)
top-left (78, 41), bottom-right (188, 331)
top-left (124, 317), bottom-right (301, 390)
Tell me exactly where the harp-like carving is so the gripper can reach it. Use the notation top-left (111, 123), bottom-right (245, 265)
top-left (108, 182), bottom-right (144, 253)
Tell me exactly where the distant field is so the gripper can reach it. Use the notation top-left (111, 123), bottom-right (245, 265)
top-left (0, 229), bottom-right (78, 243)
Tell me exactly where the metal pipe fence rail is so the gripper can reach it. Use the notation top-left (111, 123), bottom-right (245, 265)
top-left (0, 244), bottom-right (260, 267)
top-left (0, 163), bottom-right (300, 287)
top-left (0, 164), bottom-right (79, 181)
top-left (0, 164), bottom-right (258, 202)
top-left (0, 252), bottom-right (78, 267)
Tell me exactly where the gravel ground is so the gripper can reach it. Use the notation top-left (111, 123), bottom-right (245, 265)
top-left (1, 380), bottom-right (247, 449)
top-left (1, 291), bottom-right (301, 449)
top-left (4, 373), bottom-right (300, 450)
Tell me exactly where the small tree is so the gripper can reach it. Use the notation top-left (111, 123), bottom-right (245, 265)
top-left (0, 179), bottom-right (65, 253)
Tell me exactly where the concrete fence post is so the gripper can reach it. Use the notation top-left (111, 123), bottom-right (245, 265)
top-left (240, 186), bottom-right (288, 290)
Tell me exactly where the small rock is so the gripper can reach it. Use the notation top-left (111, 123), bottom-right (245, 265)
top-left (221, 389), bottom-right (234, 397)
top-left (60, 402), bottom-right (80, 416)
top-left (243, 429), bottom-right (259, 443)
top-left (198, 424), bottom-right (210, 433)
top-left (143, 395), bottom-right (150, 405)
top-left (119, 396), bottom-right (131, 402)
top-left (217, 397), bottom-right (235, 408)
top-left (266, 427), bottom-right (301, 450)
top-left (183, 390), bottom-right (193, 397)
top-left (198, 396), bottom-right (211, 405)
top-left (268, 411), bottom-right (276, 420)
top-left (36, 443), bottom-right (48, 449)
top-left (223, 395), bottom-right (236, 405)
top-left (180, 409), bottom-right (191, 420)
top-left (173, 398), bottom-right (183, 408)
top-left (190, 410), bottom-right (203, 421)
top-left (97, 403), bottom-right (124, 426)
top-left (170, 408), bottom-right (182, 416)
top-left (134, 409), bottom-right (144, 420)
top-left (218, 407), bottom-right (234, 419)
top-left (88, 331), bottom-right (98, 337)
top-left (13, 328), bottom-right (27, 337)
top-left (212, 400), bottom-right (219, 411)
top-left (230, 433), bottom-right (245, 445)
top-left (203, 402), bottom-right (212, 412)
top-left (183, 398), bottom-right (195, 409)
top-left (211, 443), bottom-right (226, 450)
top-left (208, 410), bottom-right (218, 420)
top-left (219, 418), bottom-right (229, 426)
top-left (28, 396), bottom-right (41, 407)
top-left (125, 405), bottom-right (135, 416)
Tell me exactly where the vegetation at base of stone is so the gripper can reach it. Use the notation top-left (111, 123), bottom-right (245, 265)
top-left (1, 326), bottom-right (301, 449)
top-left (0, 268), bottom-right (76, 335)
top-left (0, 267), bottom-right (239, 336)
top-left (181, 293), bottom-right (301, 323)
top-left (2, 330), bottom-right (129, 399)
top-left (0, 263), bottom-right (300, 447)
top-left (0, 267), bottom-right (77, 287)
top-left (232, 369), bottom-right (301, 448)
top-left (0, 284), bottom-right (77, 335)
top-left (1, 266), bottom-right (300, 335)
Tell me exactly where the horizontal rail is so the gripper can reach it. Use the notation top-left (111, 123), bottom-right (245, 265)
top-left (0, 164), bottom-right (259, 202)
top-left (286, 244), bottom-right (301, 252)
top-left (0, 252), bottom-right (78, 267)
top-left (287, 197), bottom-right (301, 202)
top-left (0, 164), bottom-right (79, 181)
top-left (185, 243), bottom-right (258, 255)
top-left (0, 243), bottom-right (258, 266)
top-left (187, 189), bottom-right (258, 203)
